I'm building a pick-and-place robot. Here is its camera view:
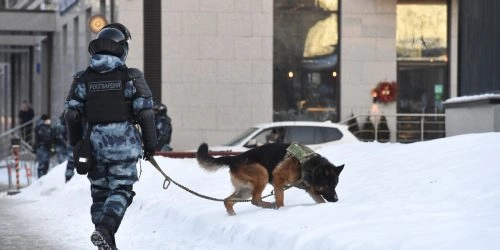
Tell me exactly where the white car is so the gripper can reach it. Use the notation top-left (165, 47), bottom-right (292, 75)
top-left (208, 121), bottom-right (359, 152)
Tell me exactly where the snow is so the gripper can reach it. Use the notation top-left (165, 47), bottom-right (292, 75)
top-left (1, 132), bottom-right (500, 250)
top-left (443, 93), bottom-right (500, 104)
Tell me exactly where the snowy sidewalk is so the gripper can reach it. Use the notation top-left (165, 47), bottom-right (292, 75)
top-left (0, 198), bottom-right (66, 250)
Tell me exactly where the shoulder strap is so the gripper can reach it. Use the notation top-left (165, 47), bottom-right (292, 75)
top-left (84, 124), bottom-right (93, 140)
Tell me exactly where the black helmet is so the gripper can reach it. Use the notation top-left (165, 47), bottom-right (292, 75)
top-left (102, 23), bottom-right (131, 41)
top-left (97, 28), bottom-right (127, 44)
top-left (153, 103), bottom-right (167, 113)
top-left (88, 23), bottom-right (130, 59)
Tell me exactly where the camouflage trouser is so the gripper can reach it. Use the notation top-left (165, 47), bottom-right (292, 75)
top-left (88, 160), bottom-right (138, 234)
top-left (36, 146), bottom-right (51, 178)
top-left (54, 144), bottom-right (67, 164)
top-left (65, 145), bottom-right (75, 182)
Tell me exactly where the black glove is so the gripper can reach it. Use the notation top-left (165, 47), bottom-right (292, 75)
top-left (143, 150), bottom-right (155, 161)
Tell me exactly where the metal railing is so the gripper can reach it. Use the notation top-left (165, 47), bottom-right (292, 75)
top-left (0, 120), bottom-right (35, 160)
top-left (339, 113), bottom-right (446, 143)
top-left (0, 120), bottom-right (37, 192)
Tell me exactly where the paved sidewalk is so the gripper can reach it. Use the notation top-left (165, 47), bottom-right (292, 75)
top-left (0, 198), bottom-right (61, 250)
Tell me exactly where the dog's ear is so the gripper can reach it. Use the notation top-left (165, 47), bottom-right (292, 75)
top-left (334, 164), bottom-right (344, 174)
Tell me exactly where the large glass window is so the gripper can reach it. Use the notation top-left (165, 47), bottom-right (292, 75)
top-left (396, 0), bottom-right (448, 142)
top-left (396, 0), bottom-right (449, 113)
top-left (273, 0), bottom-right (339, 122)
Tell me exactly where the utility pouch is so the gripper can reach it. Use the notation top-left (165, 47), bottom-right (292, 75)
top-left (73, 126), bottom-right (94, 175)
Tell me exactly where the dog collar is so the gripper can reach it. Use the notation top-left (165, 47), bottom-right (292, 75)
top-left (286, 143), bottom-right (318, 166)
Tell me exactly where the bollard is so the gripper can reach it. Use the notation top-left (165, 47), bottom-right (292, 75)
top-left (8, 138), bottom-right (21, 195)
top-left (7, 161), bottom-right (12, 190)
top-left (24, 163), bottom-right (32, 185)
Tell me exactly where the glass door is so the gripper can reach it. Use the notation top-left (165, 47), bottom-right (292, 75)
top-left (396, 0), bottom-right (449, 142)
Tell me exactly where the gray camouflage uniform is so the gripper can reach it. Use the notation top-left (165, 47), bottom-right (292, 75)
top-left (65, 54), bottom-right (154, 235)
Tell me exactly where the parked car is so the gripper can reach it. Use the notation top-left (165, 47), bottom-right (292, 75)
top-left (207, 121), bottom-right (359, 152)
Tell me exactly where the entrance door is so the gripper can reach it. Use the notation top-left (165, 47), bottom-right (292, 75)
top-left (396, 0), bottom-right (449, 142)
top-left (397, 61), bottom-right (448, 114)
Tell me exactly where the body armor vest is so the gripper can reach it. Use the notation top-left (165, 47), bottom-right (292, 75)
top-left (79, 67), bottom-right (132, 124)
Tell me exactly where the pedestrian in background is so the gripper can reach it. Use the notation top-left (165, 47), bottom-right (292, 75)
top-left (52, 113), bottom-right (67, 164)
top-left (153, 102), bottom-right (173, 152)
top-left (65, 23), bottom-right (156, 250)
top-left (18, 100), bottom-right (35, 144)
top-left (52, 112), bottom-right (75, 182)
top-left (34, 114), bottom-right (53, 178)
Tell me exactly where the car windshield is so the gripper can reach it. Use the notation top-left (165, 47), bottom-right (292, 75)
top-left (223, 127), bottom-right (259, 146)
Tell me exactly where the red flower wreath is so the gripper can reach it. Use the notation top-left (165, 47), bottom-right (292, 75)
top-left (372, 81), bottom-right (398, 104)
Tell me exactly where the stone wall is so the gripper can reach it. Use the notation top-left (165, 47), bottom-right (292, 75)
top-left (160, 0), bottom-right (273, 150)
top-left (340, 0), bottom-right (397, 140)
top-left (444, 95), bottom-right (500, 136)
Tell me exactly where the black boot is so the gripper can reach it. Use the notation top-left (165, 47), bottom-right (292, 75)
top-left (91, 226), bottom-right (117, 250)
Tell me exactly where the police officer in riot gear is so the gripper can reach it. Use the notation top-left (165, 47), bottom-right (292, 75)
top-left (65, 23), bottom-right (156, 250)
top-left (34, 114), bottom-right (53, 178)
top-left (153, 102), bottom-right (173, 152)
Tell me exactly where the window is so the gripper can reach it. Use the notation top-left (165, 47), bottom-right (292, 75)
top-left (62, 24), bottom-right (68, 57)
top-left (318, 127), bottom-right (343, 143)
top-left (73, 16), bottom-right (79, 70)
top-left (396, 0), bottom-right (448, 142)
top-left (273, 0), bottom-right (340, 122)
top-left (284, 126), bottom-right (342, 144)
top-left (254, 128), bottom-right (277, 145)
top-left (396, 0), bottom-right (449, 114)
top-left (397, 1), bottom-right (448, 60)
top-left (286, 127), bottom-right (316, 144)
top-left (225, 127), bottom-right (258, 146)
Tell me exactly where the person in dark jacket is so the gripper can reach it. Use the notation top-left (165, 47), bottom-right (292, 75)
top-left (65, 23), bottom-right (156, 250)
top-left (52, 113), bottom-right (75, 182)
top-left (52, 114), bottom-right (67, 164)
top-left (153, 103), bottom-right (173, 151)
top-left (18, 100), bottom-right (35, 144)
top-left (34, 114), bottom-right (53, 178)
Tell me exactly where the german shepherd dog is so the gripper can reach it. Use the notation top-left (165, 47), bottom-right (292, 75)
top-left (196, 143), bottom-right (344, 215)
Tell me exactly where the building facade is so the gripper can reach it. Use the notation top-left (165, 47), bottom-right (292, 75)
top-left (1, 0), bottom-right (499, 150)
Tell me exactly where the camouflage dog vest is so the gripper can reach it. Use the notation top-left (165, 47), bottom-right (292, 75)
top-left (285, 143), bottom-right (318, 166)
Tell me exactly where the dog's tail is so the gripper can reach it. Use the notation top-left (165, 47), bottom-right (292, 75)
top-left (196, 143), bottom-right (233, 172)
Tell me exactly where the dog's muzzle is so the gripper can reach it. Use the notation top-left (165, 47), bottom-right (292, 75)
top-left (323, 192), bottom-right (338, 202)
